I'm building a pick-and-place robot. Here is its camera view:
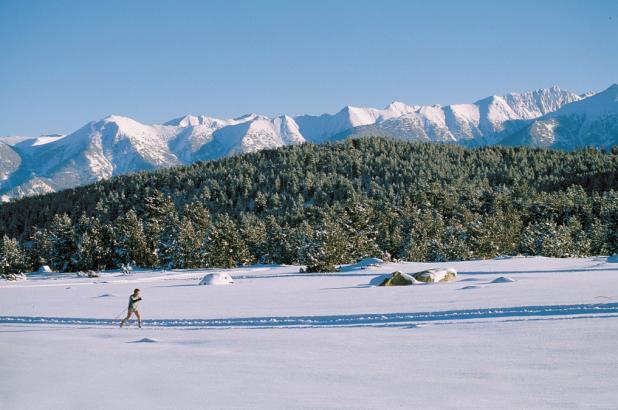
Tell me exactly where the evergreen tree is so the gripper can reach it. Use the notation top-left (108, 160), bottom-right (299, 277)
top-left (115, 210), bottom-right (150, 266)
top-left (74, 214), bottom-right (109, 271)
top-left (206, 214), bottom-right (251, 268)
top-left (240, 214), bottom-right (267, 263)
top-left (143, 191), bottom-right (179, 266)
top-left (264, 215), bottom-right (285, 264)
top-left (35, 214), bottom-right (76, 271)
top-left (171, 217), bottom-right (206, 268)
top-left (0, 235), bottom-right (29, 279)
top-left (301, 218), bottom-right (348, 272)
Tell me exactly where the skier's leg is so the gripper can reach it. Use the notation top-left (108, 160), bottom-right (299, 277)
top-left (135, 310), bottom-right (142, 328)
top-left (120, 310), bottom-right (133, 328)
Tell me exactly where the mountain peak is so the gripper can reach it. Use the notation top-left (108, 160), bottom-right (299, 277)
top-left (98, 115), bottom-right (146, 130)
top-left (165, 114), bottom-right (200, 127)
top-left (386, 101), bottom-right (414, 112)
top-left (102, 114), bottom-right (134, 123)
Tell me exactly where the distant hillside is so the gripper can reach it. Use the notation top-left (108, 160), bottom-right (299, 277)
top-left (1, 138), bottom-right (617, 275)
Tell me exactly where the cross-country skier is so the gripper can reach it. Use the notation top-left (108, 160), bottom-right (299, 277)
top-left (120, 288), bottom-right (142, 328)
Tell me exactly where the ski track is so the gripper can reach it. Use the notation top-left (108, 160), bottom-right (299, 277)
top-left (1, 302), bottom-right (617, 329)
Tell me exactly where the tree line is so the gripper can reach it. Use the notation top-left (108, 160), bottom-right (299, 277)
top-left (1, 138), bottom-right (617, 278)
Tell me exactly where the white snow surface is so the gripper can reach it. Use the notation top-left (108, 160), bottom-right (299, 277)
top-left (1, 256), bottom-right (618, 409)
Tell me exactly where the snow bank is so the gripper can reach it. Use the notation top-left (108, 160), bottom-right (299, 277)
top-left (199, 273), bottom-right (234, 286)
top-left (491, 276), bottom-right (515, 283)
top-left (340, 257), bottom-right (385, 272)
top-left (38, 265), bottom-right (53, 273)
top-left (130, 337), bottom-right (159, 343)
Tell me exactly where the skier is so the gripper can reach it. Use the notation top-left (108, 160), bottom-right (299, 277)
top-left (119, 288), bottom-right (142, 328)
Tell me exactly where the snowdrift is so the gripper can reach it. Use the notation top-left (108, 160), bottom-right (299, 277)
top-left (199, 273), bottom-right (234, 286)
top-left (377, 268), bottom-right (457, 286)
top-left (339, 257), bottom-right (385, 272)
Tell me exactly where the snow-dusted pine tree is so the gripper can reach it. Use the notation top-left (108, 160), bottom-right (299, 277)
top-left (115, 210), bottom-right (150, 266)
top-left (34, 214), bottom-right (76, 271)
top-left (301, 218), bottom-right (348, 273)
top-left (206, 214), bottom-right (250, 268)
top-left (0, 235), bottom-right (29, 279)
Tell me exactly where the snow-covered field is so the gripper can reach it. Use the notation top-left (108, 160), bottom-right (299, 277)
top-left (1, 257), bottom-right (618, 409)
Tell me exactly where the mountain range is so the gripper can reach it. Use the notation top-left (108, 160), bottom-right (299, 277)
top-left (1, 84), bottom-right (617, 200)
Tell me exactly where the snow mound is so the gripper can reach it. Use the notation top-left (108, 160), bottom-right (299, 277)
top-left (340, 257), bottom-right (384, 272)
top-left (199, 273), bottom-right (234, 286)
top-left (130, 338), bottom-right (159, 343)
top-left (460, 285), bottom-right (481, 290)
top-left (491, 276), bottom-right (515, 283)
top-left (95, 293), bottom-right (114, 298)
top-left (37, 265), bottom-right (53, 273)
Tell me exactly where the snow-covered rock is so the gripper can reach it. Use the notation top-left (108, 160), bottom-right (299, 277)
top-left (377, 271), bottom-right (423, 286)
top-left (411, 268), bottom-right (458, 283)
top-left (199, 272), bottom-right (234, 286)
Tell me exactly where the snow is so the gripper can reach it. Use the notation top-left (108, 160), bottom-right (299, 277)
top-left (491, 276), bottom-right (515, 283)
top-left (1, 257), bottom-right (618, 409)
top-left (130, 337), bottom-right (160, 343)
top-left (338, 257), bottom-right (384, 272)
top-left (550, 83), bottom-right (618, 119)
top-left (30, 135), bottom-right (65, 146)
top-left (199, 272), bottom-right (234, 285)
top-left (0, 135), bottom-right (35, 146)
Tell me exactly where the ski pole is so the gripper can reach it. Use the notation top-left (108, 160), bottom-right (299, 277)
top-left (113, 308), bottom-right (127, 320)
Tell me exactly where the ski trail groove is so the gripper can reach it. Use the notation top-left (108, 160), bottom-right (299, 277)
top-left (1, 302), bottom-right (617, 329)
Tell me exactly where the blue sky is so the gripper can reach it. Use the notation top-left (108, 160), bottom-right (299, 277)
top-left (1, 0), bottom-right (616, 136)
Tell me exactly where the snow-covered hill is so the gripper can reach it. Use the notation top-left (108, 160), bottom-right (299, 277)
top-left (2, 85), bottom-right (614, 199)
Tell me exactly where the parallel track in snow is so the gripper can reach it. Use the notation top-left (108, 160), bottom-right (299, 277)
top-left (1, 302), bottom-right (617, 329)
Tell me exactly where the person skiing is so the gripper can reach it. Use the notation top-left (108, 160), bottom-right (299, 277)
top-left (120, 288), bottom-right (142, 328)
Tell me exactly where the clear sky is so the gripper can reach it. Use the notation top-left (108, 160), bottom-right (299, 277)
top-left (1, 0), bottom-right (616, 136)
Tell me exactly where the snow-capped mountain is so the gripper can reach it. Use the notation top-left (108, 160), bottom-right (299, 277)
top-left (1, 85), bottom-right (614, 200)
top-left (501, 84), bottom-right (618, 150)
top-left (337, 86), bottom-right (585, 144)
